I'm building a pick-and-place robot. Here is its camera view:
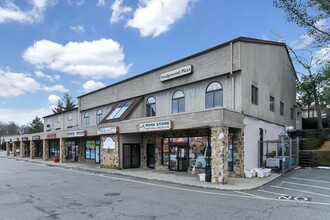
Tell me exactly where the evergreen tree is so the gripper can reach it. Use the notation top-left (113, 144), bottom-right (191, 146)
top-left (27, 116), bottom-right (44, 134)
top-left (52, 93), bottom-right (76, 113)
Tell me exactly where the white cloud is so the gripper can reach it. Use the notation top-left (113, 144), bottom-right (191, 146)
top-left (0, 0), bottom-right (52, 24)
top-left (127, 0), bottom-right (195, 37)
top-left (0, 69), bottom-right (41, 97)
top-left (97, 0), bottom-right (105, 7)
top-left (35, 71), bottom-right (60, 82)
top-left (110, 0), bottom-right (132, 24)
top-left (76, 0), bottom-right (85, 6)
top-left (23, 38), bottom-right (130, 79)
top-left (82, 80), bottom-right (106, 92)
top-left (70, 25), bottom-right (86, 34)
top-left (312, 45), bottom-right (330, 66)
top-left (0, 107), bottom-right (52, 125)
top-left (43, 84), bottom-right (69, 92)
top-left (48, 94), bottom-right (61, 104)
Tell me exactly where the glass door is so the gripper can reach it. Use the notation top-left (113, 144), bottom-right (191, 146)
top-left (95, 145), bottom-right (100, 163)
top-left (169, 146), bottom-right (178, 170)
top-left (178, 146), bottom-right (188, 172)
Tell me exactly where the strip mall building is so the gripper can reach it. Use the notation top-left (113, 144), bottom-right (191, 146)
top-left (4, 37), bottom-right (302, 184)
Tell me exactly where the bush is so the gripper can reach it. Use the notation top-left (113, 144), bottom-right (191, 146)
top-left (300, 138), bottom-right (323, 150)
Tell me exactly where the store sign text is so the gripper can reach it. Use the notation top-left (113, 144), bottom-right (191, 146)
top-left (67, 130), bottom-right (86, 137)
top-left (160, 65), bottom-right (192, 82)
top-left (22, 137), bottom-right (29, 141)
top-left (47, 133), bottom-right (56, 139)
top-left (139, 120), bottom-right (172, 131)
top-left (32, 135), bottom-right (40, 140)
top-left (97, 126), bottom-right (118, 135)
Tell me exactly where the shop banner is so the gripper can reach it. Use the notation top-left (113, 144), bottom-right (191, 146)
top-left (22, 137), bottom-right (29, 141)
top-left (139, 120), bottom-right (172, 132)
top-left (97, 126), bottom-right (118, 135)
top-left (32, 135), bottom-right (40, 140)
top-left (47, 133), bottom-right (56, 139)
top-left (67, 130), bottom-right (86, 137)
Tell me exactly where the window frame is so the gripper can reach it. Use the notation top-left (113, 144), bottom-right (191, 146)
top-left (205, 81), bottom-right (223, 109)
top-left (270, 96), bottom-right (275, 112)
top-left (67, 112), bottom-right (73, 121)
top-left (107, 100), bottom-right (133, 120)
top-left (280, 102), bottom-right (284, 116)
top-left (84, 112), bottom-right (90, 127)
top-left (172, 90), bottom-right (185, 114)
top-left (96, 109), bottom-right (103, 124)
top-left (146, 97), bottom-right (156, 117)
top-left (251, 85), bottom-right (259, 105)
top-left (290, 108), bottom-right (294, 120)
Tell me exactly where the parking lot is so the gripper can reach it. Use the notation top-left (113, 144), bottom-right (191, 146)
top-left (248, 167), bottom-right (330, 205)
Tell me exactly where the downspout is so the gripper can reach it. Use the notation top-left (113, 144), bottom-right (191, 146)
top-left (230, 42), bottom-right (235, 110)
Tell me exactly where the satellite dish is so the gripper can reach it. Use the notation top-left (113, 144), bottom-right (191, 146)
top-left (285, 126), bottom-right (295, 133)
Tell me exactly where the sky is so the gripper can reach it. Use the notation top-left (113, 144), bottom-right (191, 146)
top-left (0, 0), bottom-right (329, 126)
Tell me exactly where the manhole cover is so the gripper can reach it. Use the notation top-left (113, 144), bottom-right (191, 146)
top-left (105, 193), bottom-right (120, 197)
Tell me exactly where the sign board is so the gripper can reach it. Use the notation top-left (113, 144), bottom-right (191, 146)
top-left (139, 120), bottom-right (172, 132)
top-left (22, 137), bottom-right (29, 141)
top-left (47, 133), bottom-right (56, 139)
top-left (160, 65), bottom-right (192, 82)
top-left (32, 135), bottom-right (40, 140)
top-left (14, 138), bottom-right (19, 142)
top-left (103, 137), bottom-right (115, 149)
top-left (6, 138), bottom-right (12, 142)
top-left (67, 130), bottom-right (86, 137)
top-left (97, 126), bottom-right (118, 135)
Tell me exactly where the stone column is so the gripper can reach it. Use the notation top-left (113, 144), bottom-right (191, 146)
top-left (100, 135), bottom-right (120, 169)
top-left (30, 140), bottom-right (36, 159)
top-left (232, 128), bottom-right (244, 177)
top-left (20, 141), bottom-right (25, 158)
top-left (43, 139), bottom-right (49, 161)
top-left (6, 142), bottom-right (10, 156)
top-left (211, 126), bottom-right (229, 184)
top-left (60, 138), bottom-right (66, 163)
top-left (78, 140), bottom-right (85, 162)
top-left (155, 135), bottom-right (163, 170)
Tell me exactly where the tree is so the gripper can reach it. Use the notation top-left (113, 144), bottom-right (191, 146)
top-left (27, 116), bottom-right (44, 134)
top-left (273, 0), bottom-right (330, 46)
top-left (52, 93), bottom-right (77, 114)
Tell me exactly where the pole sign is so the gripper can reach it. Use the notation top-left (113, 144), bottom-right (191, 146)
top-left (139, 120), bottom-right (172, 132)
top-left (67, 130), bottom-right (86, 137)
top-left (160, 65), bottom-right (192, 82)
top-left (97, 126), bottom-right (119, 135)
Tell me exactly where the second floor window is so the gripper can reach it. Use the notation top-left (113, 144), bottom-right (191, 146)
top-left (270, 96), bottom-right (275, 112)
top-left (96, 109), bottom-right (103, 124)
top-left (146, 97), bottom-right (156, 117)
top-left (280, 102), bottom-right (284, 116)
top-left (84, 112), bottom-right (90, 127)
top-left (67, 112), bottom-right (73, 121)
top-left (206, 82), bottom-right (223, 109)
top-left (172, 90), bottom-right (185, 114)
top-left (251, 85), bottom-right (259, 105)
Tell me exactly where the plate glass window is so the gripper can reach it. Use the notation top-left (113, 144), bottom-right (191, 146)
top-left (146, 97), bottom-right (156, 117)
top-left (206, 82), bottom-right (223, 109)
top-left (172, 90), bottom-right (185, 114)
top-left (270, 96), bottom-right (275, 112)
top-left (251, 85), bottom-right (259, 105)
top-left (96, 109), bottom-right (103, 124)
top-left (84, 112), bottom-right (90, 127)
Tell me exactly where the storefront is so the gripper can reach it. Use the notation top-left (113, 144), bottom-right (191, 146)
top-left (22, 137), bottom-right (30, 158)
top-left (85, 139), bottom-right (100, 163)
top-left (66, 140), bottom-right (78, 162)
top-left (49, 140), bottom-right (60, 158)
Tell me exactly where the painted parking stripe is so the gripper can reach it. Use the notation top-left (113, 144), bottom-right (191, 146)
top-left (234, 190), bottom-right (267, 199)
top-left (290, 177), bottom-right (330, 184)
top-left (282, 181), bottom-right (330, 190)
top-left (271, 185), bottom-right (330, 198)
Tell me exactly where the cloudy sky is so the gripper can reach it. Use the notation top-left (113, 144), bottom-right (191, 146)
top-left (0, 0), bottom-right (329, 125)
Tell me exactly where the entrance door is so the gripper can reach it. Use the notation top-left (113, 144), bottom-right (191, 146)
top-left (95, 145), bottom-right (100, 163)
top-left (147, 144), bottom-right (155, 169)
top-left (259, 128), bottom-right (264, 167)
top-left (169, 145), bottom-right (188, 172)
top-left (123, 144), bottom-right (140, 169)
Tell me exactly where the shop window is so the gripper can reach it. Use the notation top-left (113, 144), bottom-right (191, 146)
top-left (96, 109), bottom-right (103, 124)
top-left (162, 138), bottom-right (169, 166)
top-left (85, 140), bottom-right (99, 159)
top-left (280, 102), bottom-right (284, 116)
top-left (270, 96), bottom-right (275, 112)
top-left (146, 97), bottom-right (156, 117)
top-left (84, 112), bottom-right (90, 127)
top-left (251, 85), bottom-right (259, 105)
top-left (188, 137), bottom-right (209, 169)
top-left (107, 100), bottom-right (133, 120)
top-left (49, 141), bottom-right (60, 157)
top-left (172, 90), bottom-right (185, 114)
top-left (206, 82), bottom-right (223, 109)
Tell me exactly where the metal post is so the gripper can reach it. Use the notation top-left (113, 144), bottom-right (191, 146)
top-left (258, 140), bottom-right (260, 168)
top-left (281, 136), bottom-right (285, 176)
top-left (297, 137), bottom-right (299, 166)
top-left (289, 137), bottom-right (292, 170)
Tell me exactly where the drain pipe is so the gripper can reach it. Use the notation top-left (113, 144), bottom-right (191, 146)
top-left (230, 42), bottom-right (235, 110)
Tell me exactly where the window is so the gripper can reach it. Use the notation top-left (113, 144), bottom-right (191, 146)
top-left (57, 115), bottom-right (60, 123)
top-left (107, 100), bottom-right (133, 120)
top-left (172, 90), bottom-right (185, 113)
top-left (270, 96), bottom-right (275, 112)
top-left (84, 112), bottom-right (90, 127)
top-left (85, 140), bottom-right (100, 160)
top-left (146, 97), bottom-right (156, 117)
top-left (251, 85), bottom-right (259, 105)
top-left (67, 112), bottom-right (73, 121)
top-left (290, 108), bottom-right (294, 120)
top-left (96, 109), bottom-right (103, 124)
top-left (280, 102), bottom-right (284, 116)
top-left (206, 82), bottom-right (223, 109)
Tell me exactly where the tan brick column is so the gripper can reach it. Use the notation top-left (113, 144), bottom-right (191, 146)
top-left (60, 138), bottom-right (66, 163)
top-left (6, 142), bottom-right (10, 156)
top-left (211, 126), bottom-right (229, 184)
top-left (43, 139), bottom-right (49, 161)
top-left (13, 142), bottom-right (19, 157)
top-left (30, 140), bottom-right (36, 159)
top-left (20, 141), bottom-right (25, 158)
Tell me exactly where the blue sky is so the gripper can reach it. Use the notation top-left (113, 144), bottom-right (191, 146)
top-left (0, 0), bottom-right (329, 125)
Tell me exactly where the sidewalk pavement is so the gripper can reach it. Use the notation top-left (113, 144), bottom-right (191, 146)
top-left (0, 151), bottom-right (280, 191)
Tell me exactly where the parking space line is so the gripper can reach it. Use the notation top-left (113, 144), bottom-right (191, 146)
top-left (258, 189), bottom-right (287, 196)
top-left (282, 181), bottom-right (330, 190)
top-left (271, 185), bottom-right (330, 198)
top-left (234, 190), bottom-right (267, 199)
top-left (290, 177), bottom-right (330, 184)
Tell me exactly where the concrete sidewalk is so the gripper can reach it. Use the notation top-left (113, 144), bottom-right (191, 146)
top-left (0, 151), bottom-right (280, 191)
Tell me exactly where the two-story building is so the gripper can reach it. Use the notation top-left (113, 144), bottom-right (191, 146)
top-left (5, 37), bottom-right (301, 184)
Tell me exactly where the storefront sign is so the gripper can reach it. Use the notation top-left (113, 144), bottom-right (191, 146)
top-left (67, 130), bottom-right (86, 137)
top-left (14, 138), bottom-right (19, 142)
top-left (22, 137), bottom-right (29, 141)
top-left (139, 120), bottom-right (172, 132)
top-left (97, 126), bottom-right (118, 135)
top-left (47, 133), bottom-right (56, 139)
top-left (160, 65), bottom-right (192, 82)
top-left (103, 137), bottom-right (115, 149)
top-left (32, 135), bottom-right (40, 140)
top-left (6, 138), bottom-right (12, 142)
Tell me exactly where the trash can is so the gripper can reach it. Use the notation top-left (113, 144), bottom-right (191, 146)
top-left (205, 165), bottom-right (211, 182)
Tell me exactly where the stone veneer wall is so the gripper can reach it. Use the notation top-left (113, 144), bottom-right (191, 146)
top-left (60, 138), bottom-right (66, 163)
top-left (100, 135), bottom-right (120, 169)
top-left (43, 140), bottom-right (49, 160)
top-left (20, 142), bottom-right (25, 158)
top-left (154, 135), bottom-right (163, 170)
top-left (228, 128), bottom-right (244, 178)
top-left (211, 126), bottom-right (229, 184)
top-left (78, 140), bottom-right (85, 162)
top-left (6, 142), bottom-right (9, 156)
top-left (141, 133), bottom-right (156, 168)
top-left (30, 140), bottom-right (36, 159)
top-left (13, 142), bottom-right (18, 157)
